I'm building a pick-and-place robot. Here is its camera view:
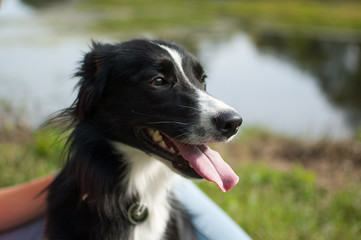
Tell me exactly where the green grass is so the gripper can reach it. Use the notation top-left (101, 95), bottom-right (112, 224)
top-left (1, 127), bottom-right (361, 239)
top-left (220, 0), bottom-right (361, 30)
top-left (198, 164), bottom-right (361, 240)
top-left (74, 0), bottom-right (361, 34)
top-left (0, 127), bottom-right (64, 187)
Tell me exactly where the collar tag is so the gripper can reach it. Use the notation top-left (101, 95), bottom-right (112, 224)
top-left (127, 202), bottom-right (149, 225)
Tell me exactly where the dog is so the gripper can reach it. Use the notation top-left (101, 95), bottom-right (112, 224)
top-left (44, 39), bottom-right (242, 240)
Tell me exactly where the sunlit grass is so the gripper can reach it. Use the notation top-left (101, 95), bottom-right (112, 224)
top-left (0, 127), bottom-right (360, 239)
top-left (220, 0), bottom-right (361, 30)
top-left (75, 0), bottom-right (361, 33)
top-left (0, 127), bottom-right (63, 187)
top-left (198, 164), bottom-right (361, 240)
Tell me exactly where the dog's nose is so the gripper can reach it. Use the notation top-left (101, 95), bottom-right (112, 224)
top-left (213, 112), bottom-right (242, 138)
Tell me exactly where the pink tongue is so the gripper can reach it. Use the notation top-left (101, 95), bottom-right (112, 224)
top-left (174, 143), bottom-right (239, 192)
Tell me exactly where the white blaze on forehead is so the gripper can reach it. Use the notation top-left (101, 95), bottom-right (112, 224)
top-left (197, 89), bottom-right (237, 115)
top-left (196, 89), bottom-right (239, 142)
top-left (159, 44), bottom-right (189, 82)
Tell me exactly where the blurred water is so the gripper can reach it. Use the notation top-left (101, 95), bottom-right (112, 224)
top-left (0, 0), bottom-right (359, 139)
top-left (198, 35), bottom-right (350, 139)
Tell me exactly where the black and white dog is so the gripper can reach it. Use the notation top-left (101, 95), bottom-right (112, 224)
top-left (45, 39), bottom-right (242, 240)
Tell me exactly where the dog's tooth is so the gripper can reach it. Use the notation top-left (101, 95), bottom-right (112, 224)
top-left (159, 140), bottom-right (167, 149)
top-left (82, 193), bottom-right (88, 201)
top-left (169, 147), bottom-right (176, 154)
top-left (187, 161), bottom-right (194, 169)
top-left (152, 131), bottom-right (159, 141)
top-left (153, 130), bottom-right (163, 142)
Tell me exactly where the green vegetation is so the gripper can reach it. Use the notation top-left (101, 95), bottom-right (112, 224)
top-left (221, 0), bottom-right (361, 30)
top-left (1, 126), bottom-right (360, 239)
top-left (0, 127), bottom-right (63, 187)
top-left (198, 165), bottom-right (361, 239)
top-left (73, 0), bottom-right (361, 35)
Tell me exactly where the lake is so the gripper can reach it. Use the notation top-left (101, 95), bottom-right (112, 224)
top-left (1, 0), bottom-right (360, 140)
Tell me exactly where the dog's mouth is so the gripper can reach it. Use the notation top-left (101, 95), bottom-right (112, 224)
top-left (136, 127), bottom-right (239, 192)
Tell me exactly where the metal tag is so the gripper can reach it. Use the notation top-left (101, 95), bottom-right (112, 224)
top-left (127, 202), bottom-right (149, 225)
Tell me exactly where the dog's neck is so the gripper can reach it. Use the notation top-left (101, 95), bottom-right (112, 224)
top-left (114, 143), bottom-right (179, 240)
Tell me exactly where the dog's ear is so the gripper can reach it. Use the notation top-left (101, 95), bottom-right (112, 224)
top-left (73, 41), bottom-right (114, 121)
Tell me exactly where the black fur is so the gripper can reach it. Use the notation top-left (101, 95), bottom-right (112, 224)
top-left (45, 39), bottom-right (242, 239)
top-left (45, 39), bottom-right (204, 240)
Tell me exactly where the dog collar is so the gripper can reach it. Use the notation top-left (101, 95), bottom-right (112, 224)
top-left (127, 202), bottom-right (149, 225)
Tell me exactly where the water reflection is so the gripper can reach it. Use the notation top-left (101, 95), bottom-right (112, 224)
top-left (0, 0), bottom-right (33, 19)
top-left (0, 0), bottom-right (360, 139)
top-left (198, 34), bottom-right (350, 139)
top-left (21, 0), bottom-right (71, 8)
top-left (252, 33), bottom-right (361, 132)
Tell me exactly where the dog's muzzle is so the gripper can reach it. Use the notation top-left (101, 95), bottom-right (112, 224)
top-left (213, 112), bottom-right (242, 139)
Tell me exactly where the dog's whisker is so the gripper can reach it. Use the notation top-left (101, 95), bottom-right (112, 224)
top-left (177, 105), bottom-right (200, 112)
top-left (130, 110), bottom-right (158, 118)
top-left (145, 121), bottom-right (190, 126)
top-left (131, 110), bottom-right (186, 121)
top-left (170, 132), bottom-right (191, 142)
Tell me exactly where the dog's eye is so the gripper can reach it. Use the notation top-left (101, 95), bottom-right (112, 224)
top-left (200, 74), bottom-right (207, 83)
top-left (151, 77), bottom-right (168, 86)
top-left (200, 74), bottom-right (207, 90)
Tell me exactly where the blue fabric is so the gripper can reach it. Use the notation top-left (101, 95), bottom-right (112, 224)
top-left (0, 180), bottom-right (251, 240)
top-left (174, 180), bottom-right (251, 240)
top-left (0, 218), bottom-right (44, 240)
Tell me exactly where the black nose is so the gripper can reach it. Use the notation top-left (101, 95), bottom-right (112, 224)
top-left (213, 112), bottom-right (243, 138)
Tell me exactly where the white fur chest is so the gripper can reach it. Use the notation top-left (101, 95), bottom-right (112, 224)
top-left (114, 143), bottom-right (179, 240)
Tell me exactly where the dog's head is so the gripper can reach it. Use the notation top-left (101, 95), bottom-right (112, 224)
top-left (73, 39), bottom-right (242, 192)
